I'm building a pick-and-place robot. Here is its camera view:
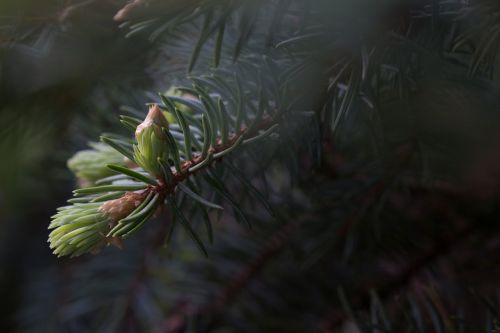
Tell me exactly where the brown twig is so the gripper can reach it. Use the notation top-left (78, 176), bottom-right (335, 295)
top-left (143, 114), bottom-right (278, 198)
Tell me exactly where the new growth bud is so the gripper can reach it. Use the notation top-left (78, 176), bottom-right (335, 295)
top-left (133, 104), bottom-right (170, 178)
top-left (163, 86), bottom-right (196, 123)
top-left (48, 192), bottom-right (146, 257)
top-left (67, 142), bottom-right (125, 187)
top-left (135, 104), bottom-right (169, 137)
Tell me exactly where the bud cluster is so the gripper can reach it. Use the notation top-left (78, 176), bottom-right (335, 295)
top-left (48, 192), bottom-right (146, 257)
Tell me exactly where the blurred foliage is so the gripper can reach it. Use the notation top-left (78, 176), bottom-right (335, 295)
top-left (1, 0), bottom-right (500, 332)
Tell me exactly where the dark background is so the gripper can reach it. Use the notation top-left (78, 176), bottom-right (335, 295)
top-left (1, 1), bottom-right (500, 332)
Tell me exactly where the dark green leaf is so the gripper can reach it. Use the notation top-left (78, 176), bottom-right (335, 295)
top-left (158, 157), bottom-right (174, 184)
top-left (90, 191), bottom-right (126, 203)
top-left (163, 129), bottom-right (182, 173)
top-left (213, 20), bottom-right (225, 67)
top-left (204, 172), bottom-right (250, 228)
top-left (168, 195), bottom-right (208, 257)
top-left (101, 136), bottom-right (135, 162)
top-left (107, 164), bottom-right (158, 186)
top-left (200, 114), bottom-right (212, 158)
top-left (224, 161), bottom-right (275, 217)
top-left (177, 182), bottom-right (223, 210)
top-left (217, 97), bottom-right (229, 145)
top-left (74, 184), bottom-right (147, 195)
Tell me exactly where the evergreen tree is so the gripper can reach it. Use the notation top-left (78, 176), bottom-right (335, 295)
top-left (1, 0), bottom-right (500, 332)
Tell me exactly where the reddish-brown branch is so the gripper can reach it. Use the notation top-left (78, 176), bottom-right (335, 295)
top-left (148, 114), bottom-right (278, 196)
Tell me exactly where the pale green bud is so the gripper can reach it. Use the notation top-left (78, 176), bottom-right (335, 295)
top-left (67, 142), bottom-right (125, 187)
top-left (163, 86), bottom-right (196, 123)
top-left (134, 104), bottom-right (170, 178)
top-left (48, 192), bottom-right (145, 257)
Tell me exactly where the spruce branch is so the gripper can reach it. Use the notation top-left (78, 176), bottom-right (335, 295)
top-left (49, 82), bottom-right (280, 257)
top-left (18, 1), bottom-right (500, 332)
